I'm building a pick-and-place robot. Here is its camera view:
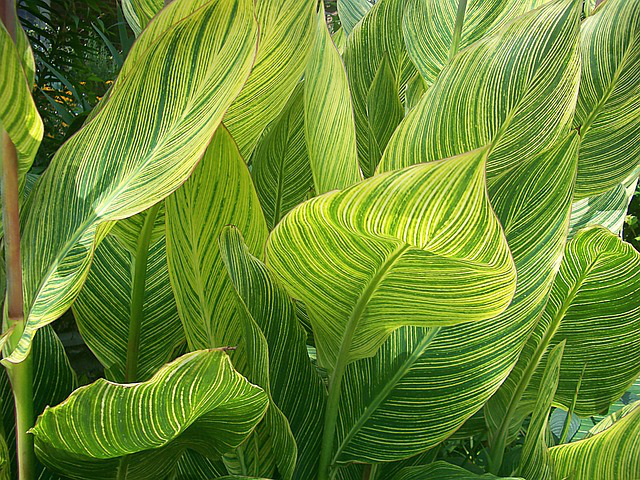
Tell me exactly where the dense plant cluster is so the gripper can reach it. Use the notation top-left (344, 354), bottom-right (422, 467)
top-left (0, 0), bottom-right (639, 479)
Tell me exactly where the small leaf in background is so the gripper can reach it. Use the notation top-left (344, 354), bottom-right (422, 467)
top-left (31, 350), bottom-right (269, 480)
top-left (392, 461), bottom-right (523, 480)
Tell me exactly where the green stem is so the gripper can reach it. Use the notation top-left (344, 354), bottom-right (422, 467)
top-left (449, 0), bottom-right (468, 59)
top-left (1, 2), bottom-right (36, 475)
top-left (487, 269), bottom-right (589, 474)
top-left (318, 245), bottom-right (408, 480)
top-left (559, 363), bottom-right (585, 444)
top-left (124, 203), bottom-right (160, 383)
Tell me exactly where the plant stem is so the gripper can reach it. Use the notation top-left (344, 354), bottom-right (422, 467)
top-left (124, 203), bottom-right (160, 383)
top-left (559, 363), bottom-right (585, 444)
top-left (1, 2), bottom-right (36, 477)
top-left (449, 0), bottom-right (468, 59)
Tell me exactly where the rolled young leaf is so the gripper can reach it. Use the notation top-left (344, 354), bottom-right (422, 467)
top-left (403, 0), bottom-right (549, 87)
top-left (266, 147), bottom-right (516, 371)
top-left (220, 226), bottom-right (327, 479)
top-left (12, 0), bottom-right (259, 364)
top-left (121, 0), bottom-right (163, 36)
top-left (573, 0), bottom-right (640, 198)
top-left (304, 5), bottom-right (363, 195)
top-left (549, 401), bottom-right (640, 479)
top-left (31, 350), bottom-right (269, 480)
top-left (380, 0), bottom-right (581, 183)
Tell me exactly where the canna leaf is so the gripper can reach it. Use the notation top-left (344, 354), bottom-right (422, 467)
top-left (166, 126), bottom-right (268, 351)
top-left (224, 0), bottom-right (316, 157)
top-left (73, 207), bottom-right (185, 382)
top-left (380, 0), bottom-right (581, 183)
top-left (548, 401), bottom-right (640, 479)
top-left (343, 0), bottom-right (417, 177)
top-left (332, 134), bottom-right (578, 463)
top-left (573, 0), bottom-right (640, 198)
top-left (252, 85), bottom-right (314, 230)
top-left (121, 0), bottom-right (163, 36)
top-left (0, 18), bottom-right (43, 180)
top-left (266, 147), bottom-right (516, 371)
top-left (304, 5), bottom-right (363, 194)
top-left (12, 0), bottom-right (258, 364)
top-left (31, 350), bottom-right (269, 480)
top-left (220, 226), bottom-right (327, 479)
top-left (337, 0), bottom-right (375, 36)
top-left (392, 461), bottom-right (523, 480)
top-left (403, 0), bottom-right (549, 87)
top-left (518, 341), bottom-right (565, 480)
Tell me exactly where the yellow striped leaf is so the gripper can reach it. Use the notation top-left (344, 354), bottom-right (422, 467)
top-left (380, 0), bottom-right (581, 183)
top-left (220, 227), bottom-right (327, 479)
top-left (573, 0), bottom-right (640, 198)
top-left (343, 0), bottom-right (417, 177)
top-left (166, 126), bottom-right (267, 351)
top-left (121, 0), bottom-right (163, 36)
top-left (224, 0), bottom-right (316, 157)
top-left (304, 6), bottom-right (363, 194)
top-left (11, 0), bottom-right (258, 364)
top-left (31, 350), bottom-right (269, 480)
top-left (73, 209), bottom-right (185, 383)
top-left (333, 134), bottom-right (578, 464)
top-left (403, 0), bottom-right (549, 87)
top-left (0, 19), bottom-right (42, 180)
top-left (549, 401), bottom-right (640, 479)
top-left (266, 147), bottom-right (516, 371)
top-left (252, 85), bottom-right (314, 230)
top-left (337, 0), bottom-right (375, 36)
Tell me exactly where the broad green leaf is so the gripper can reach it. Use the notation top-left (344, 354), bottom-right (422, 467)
top-left (338, 0), bottom-right (375, 35)
top-left (527, 227), bottom-right (640, 415)
top-left (174, 450), bottom-right (226, 479)
top-left (569, 167), bottom-right (640, 237)
top-left (12, 0), bottom-right (258, 364)
top-left (518, 341), bottom-right (564, 480)
top-left (380, 0), bottom-right (581, 182)
top-left (403, 0), bottom-right (549, 87)
top-left (166, 126), bottom-right (267, 350)
top-left (266, 147), bottom-right (516, 371)
top-left (548, 401), bottom-right (640, 479)
top-left (573, 0), bottom-right (640, 198)
top-left (224, 0), bottom-right (316, 157)
top-left (392, 461), bottom-right (523, 480)
top-left (549, 408), bottom-right (581, 442)
top-left (0, 19), bottom-right (43, 179)
top-left (343, 0), bottom-right (417, 176)
top-left (304, 6), bottom-right (363, 194)
top-left (73, 208), bottom-right (184, 382)
top-left (0, 432), bottom-right (7, 480)
top-left (31, 350), bottom-right (269, 480)
top-left (404, 73), bottom-right (426, 112)
top-left (121, 0), bottom-right (163, 36)
top-left (332, 134), bottom-right (578, 463)
top-left (252, 85), bottom-right (313, 230)
top-left (220, 227), bottom-right (327, 479)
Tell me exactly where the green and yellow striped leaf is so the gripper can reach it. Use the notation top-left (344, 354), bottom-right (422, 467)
top-left (527, 227), bottom-right (640, 415)
top-left (121, 0), bottom-right (163, 36)
top-left (380, 0), bottom-right (581, 182)
top-left (333, 134), bottom-right (578, 464)
top-left (174, 450), bottom-right (227, 479)
top-left (266, 147), bottom-right (516, 371)
top-left (573, 0), bottom-right (640, 199)
top-left (518, 341), bottom-right (565, 480)
top-left (338, 0), bottom-right (375, 36)
top-left (31, 350), bottom-right (269, 480)
top-left (548, 401), bottom-right (640, 479)
top-left (569, 167), bottom-right (640, 238)
top-left (220, 226), bottom-right (327, 479)
top-left (392, 461), bottom-right (523, 480)
top-left (12, 0), bottom-right (258, 364)
top-left (73, 208), bottom-right (185, 382)
top-left (224, 0), bottom-right (316, 157)
top-left (343, 0), bottom-right (417, 176)
top-left (0, 18), bottom-right (43, 180)
top-left (251, 85), bottom-right (313, 230)
top-left (166, 126), bottom-right (267, 351)
top-left (304, 6), bottom-right (362, 194)
top-left (403, 0), bottom-right (549, 87)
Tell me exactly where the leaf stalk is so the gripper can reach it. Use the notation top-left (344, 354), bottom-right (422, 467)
top-left (449, 0), bottom-right (468, 59)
